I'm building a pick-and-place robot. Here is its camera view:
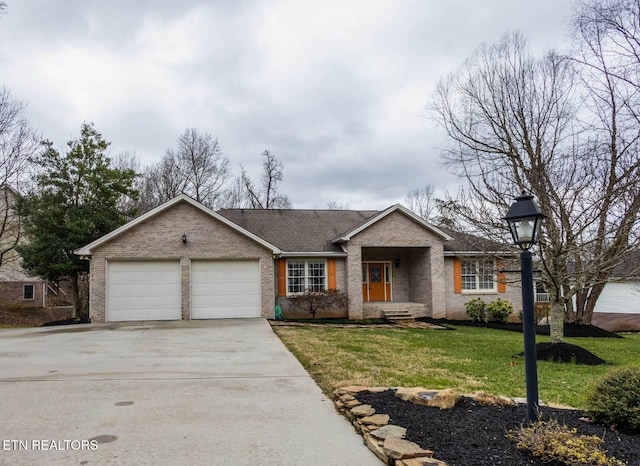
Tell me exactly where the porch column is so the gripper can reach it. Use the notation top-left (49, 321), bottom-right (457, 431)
top-left (346, 244), bottom-right (364, 319)
top-left (430, 243), bottom-right (446, 318)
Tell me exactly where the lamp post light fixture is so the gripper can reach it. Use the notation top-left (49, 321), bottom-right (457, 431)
top-left (503, 192), bottom-right (546, 423)
top-left (181, 233), bottom-right (187, 245)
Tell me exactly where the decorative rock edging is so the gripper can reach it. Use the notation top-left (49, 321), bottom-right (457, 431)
top-left (333, 386), bottom-right (517, 466)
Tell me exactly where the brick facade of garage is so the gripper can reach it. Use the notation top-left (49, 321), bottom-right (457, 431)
top-left (84, 200), bottom-right (275, 323)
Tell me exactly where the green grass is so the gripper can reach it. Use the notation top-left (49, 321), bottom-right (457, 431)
top-left (273, 324), bottom-right (640, 409)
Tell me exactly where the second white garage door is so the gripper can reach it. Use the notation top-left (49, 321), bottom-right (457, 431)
top-left (191, 260), bottom-right (261, 319)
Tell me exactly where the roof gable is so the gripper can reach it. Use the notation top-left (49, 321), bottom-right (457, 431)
top-left (74, 195), bottom-right (282, 256)
top-left (334, 204), bottom-right (453, 243)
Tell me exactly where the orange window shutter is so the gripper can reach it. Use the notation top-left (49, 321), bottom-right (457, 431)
top-left (496, 258), bottom-right (506, 293)
top-left (277, 259), bottom-right (287, 297)
top-left (327, 258), bottom-right (336, 291)
top-left (453, 258), bottom-right (462, 294)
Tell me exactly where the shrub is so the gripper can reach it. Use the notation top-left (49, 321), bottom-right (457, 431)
top-left (465, 298), bottom-right (487, 322)
top-left (587, 366), bottom-right (640, 432)
top-left (287, 290), bottom-right (349, 318)
top-left (486, 298), bottom-right (513, 323)
top-left (509, 419), bottom-right (624, 466)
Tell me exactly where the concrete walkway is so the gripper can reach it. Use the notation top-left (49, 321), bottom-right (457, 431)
top-left (0, 319), bottom-right (379, 465)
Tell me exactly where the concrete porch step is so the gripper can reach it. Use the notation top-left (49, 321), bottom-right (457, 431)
top-left (382, 309), bottom-right (415, 322)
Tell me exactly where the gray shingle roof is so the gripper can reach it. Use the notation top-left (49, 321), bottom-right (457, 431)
top-left (218, 209), bottom-right (378, 253)
top-left (439, 226), bottom-right (513, 254)
top-left (612, 250), bottom-right (640, 278)
top-left (218, 208), bottom-right (515, 255)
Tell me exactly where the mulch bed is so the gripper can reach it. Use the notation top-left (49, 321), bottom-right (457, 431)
top-left (419, 318), bottom-right (619, 365)
top-left (417, 317), bottom-right (624, 338)
top-left (357, 389), bottom-right (639, 466)
top-left (356, 320), bottom-right (637, 465)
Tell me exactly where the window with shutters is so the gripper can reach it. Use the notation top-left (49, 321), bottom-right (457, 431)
top-left (461, 259), bottom-right (496, 292)
top-left (287, 260), bottom-right (327, 294)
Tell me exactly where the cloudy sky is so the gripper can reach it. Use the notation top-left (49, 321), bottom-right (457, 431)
top-left (0, 0), bottom-right (575, 209)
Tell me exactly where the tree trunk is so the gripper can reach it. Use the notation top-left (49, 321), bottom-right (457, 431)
top-left (575, 283), bottom-right (605, 325)
top-left (549, 300), bottom-right (564, 344)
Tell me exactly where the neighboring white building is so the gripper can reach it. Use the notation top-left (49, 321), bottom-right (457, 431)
top-left (594, 251), bottom-right (640, 315)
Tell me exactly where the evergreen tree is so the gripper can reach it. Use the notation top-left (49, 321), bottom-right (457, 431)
top-left (17, 123), bottom-right (138, 318)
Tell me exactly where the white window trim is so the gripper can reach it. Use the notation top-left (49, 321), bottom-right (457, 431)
top-left (286, 259), bottom-right (328, 296)
top-left (461, 258), bottom-right (497, 293)
top-left (23, 284), bottom-right (35, 301)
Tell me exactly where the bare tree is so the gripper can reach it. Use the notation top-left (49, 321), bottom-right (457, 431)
top-left (326, 201), bottom-right (350, 210)
top-left (431, 30), bottom-right (640, 342)
top-left (227, 150), bottom-right (291, 209)
top-left (140, 129), bottom-right (230, 211)
top-left (570, 0), bottom-right (640, 318)
top-left (0, 87), bottom-right (38, 271)
top-left (112, 151), bottom-right (142, 220)
top-left (405, 184), bottom-right (438, 221)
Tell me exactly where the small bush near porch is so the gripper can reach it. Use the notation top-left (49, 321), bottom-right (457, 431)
top-left (273, 324), bottom-right (640, 409)
top-left (286, 290), bottom-right (348, 318)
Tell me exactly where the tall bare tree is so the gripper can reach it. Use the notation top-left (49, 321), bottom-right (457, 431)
top-left (141, 129), bottom-right (230, 211)
top-left (226, 150), bottom-right (291, 209)
top-left (431, 30), bottom-right (640, 342)
top-left (405, 184), bottom-right (438, 221)
top-left (0, 87), bottom-right (38, 271)
top-left (570, 0), bottom-right (640, 321)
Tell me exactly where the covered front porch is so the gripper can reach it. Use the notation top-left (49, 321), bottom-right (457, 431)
top-left (358, 247), bottom-right (433, 319)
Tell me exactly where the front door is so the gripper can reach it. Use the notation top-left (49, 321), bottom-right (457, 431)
top-left (367, 263), bottom-right (386, 301)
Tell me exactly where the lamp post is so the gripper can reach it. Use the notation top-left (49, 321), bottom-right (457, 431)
top-left (503, 192), bottom-right (546, 423)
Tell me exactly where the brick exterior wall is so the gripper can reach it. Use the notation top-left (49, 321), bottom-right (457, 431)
top-left (443, 257), bottom-right (523, 321)
top-left (0, 281), bottom-right (44, 308)
top-left (344, 211), bottom-right (447, 319)
top-left (87, 201), bottom-right (275, 322)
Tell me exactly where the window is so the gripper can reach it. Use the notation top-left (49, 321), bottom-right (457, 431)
top-left (287, 260), bottom-right (326, 294)
top-left (461, 259), bottom-right (496, 291)
top-left (23, 284), bottom-right (35, 301)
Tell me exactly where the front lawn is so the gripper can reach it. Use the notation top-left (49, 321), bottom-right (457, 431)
top-left (273, 324), bottom-right (640, 409)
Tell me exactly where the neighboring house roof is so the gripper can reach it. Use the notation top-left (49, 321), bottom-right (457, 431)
top-left (74, 194), bottom-right (282, 256)
top-left (611, 250), bottom-right (640, 279)
top-left (218, 208), bottom-right (379, 254)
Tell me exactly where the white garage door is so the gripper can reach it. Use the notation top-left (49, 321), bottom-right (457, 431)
top-left (191, 260), bottom-right (260, 319)
top-left (107, 261), bottom-right (181, 322)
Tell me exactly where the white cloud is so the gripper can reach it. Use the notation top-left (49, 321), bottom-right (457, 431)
top-left (0, 0), bottom-right (575, 208)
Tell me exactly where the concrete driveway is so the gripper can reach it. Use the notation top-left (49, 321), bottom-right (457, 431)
top-left (0, 319), bottom-right (379, 465)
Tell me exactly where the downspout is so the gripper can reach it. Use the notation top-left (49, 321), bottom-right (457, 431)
top-left (273, 254), bottom-right (283, 320)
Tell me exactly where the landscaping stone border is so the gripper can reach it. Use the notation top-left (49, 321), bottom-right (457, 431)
top-left (333, 386), bottom-right (517, 466)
